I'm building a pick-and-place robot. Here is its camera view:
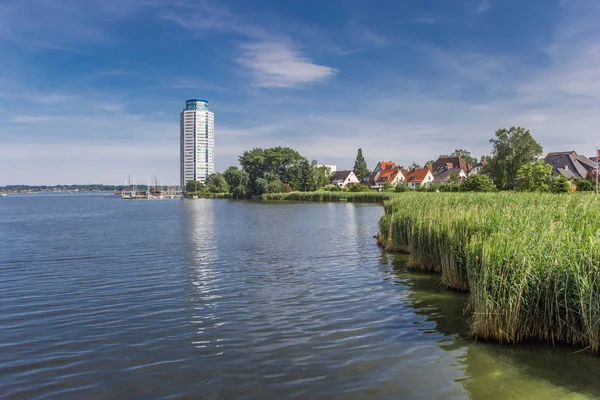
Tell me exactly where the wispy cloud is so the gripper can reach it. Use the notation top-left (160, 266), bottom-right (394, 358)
top-left (236, 41), bottom-right (336, 88)
top-left (163, 0), bottom-right (336, 89)
top-left (477, 0), bottom-right (491, 14)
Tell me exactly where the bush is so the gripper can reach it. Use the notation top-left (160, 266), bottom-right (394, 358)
top-left (395, 183), bottom-right (408, 193)
top-left (347, 184), bottom-right (370, 192)
top-left (575, 179), bottom-right (594, 192)
top-left (549, 177), bottom-right (570, 193)
top-left (280, 183), bottom-right (292, 193)
top-left (462, 174), bottom-right (497, 192)
top-left (428, 183), bottom-right (461, 192)
top-left (382, 182), bottom-right (394, 191)
top-left (323, 184), bottom-right (341, 192)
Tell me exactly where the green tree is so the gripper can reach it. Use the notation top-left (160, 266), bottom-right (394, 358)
top-left (409, 161), bottom-right (421, 169)
top-left (255, 172), bottom-right (282, 194)
top-left (239, 147), bottom-right (306, 193)
top-left (297, 159), bottom-right (320, 192)
top-left (486, 127), bottom-right (543, 190)
top-left (223, 166), bottom-right (251, 199)
top-left (353, 149), bottom-right (369, 181)
top-left (451, 149), bottom-right (478, 166)
top-left (461, 174), bottom-right (497, 192)
top-left (516, 161), bottom-right (552, 192)
top-left (316, 165), bottom-right (333, 188)
top-left (185, 180), bottom-right (204, 194)
top-left (205, 173), bottom-right (229, 193)
top-left (549, 177), bottom-right (571, 193)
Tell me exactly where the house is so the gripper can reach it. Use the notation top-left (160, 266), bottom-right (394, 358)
top-left (331, 170), bottom-right (360, 188)
top-left (429, 156), bottom-right (471, 183)
top-left (469, 160), bottom-right (488, 175)
top-left (362, 161), bottom-right (407, 189)
top-left (405, 167), bottom-right (434, 189)
top-left (544, 151), bottom-right (596, 179)
top-left (431, 157), bottom-right (472, 175)
top-left (432, 168), bottom-right (467, 184)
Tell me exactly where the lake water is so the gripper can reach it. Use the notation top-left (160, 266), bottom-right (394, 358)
top-left (1, 193), bottom-right (600, 399)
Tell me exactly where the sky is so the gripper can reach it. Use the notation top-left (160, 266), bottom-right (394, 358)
top-left (1, 0), bottom-right (600, 185)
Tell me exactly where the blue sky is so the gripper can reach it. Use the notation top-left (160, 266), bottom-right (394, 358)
top-left (1, 0), bottom-right (599, 185)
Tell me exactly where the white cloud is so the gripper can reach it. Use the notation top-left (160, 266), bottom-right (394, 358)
top-left (236, 41), bottom-right (336, 88)
top-left (477, 0), bottom-right (491, 14)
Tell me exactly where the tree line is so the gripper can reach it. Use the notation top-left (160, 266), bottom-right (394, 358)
top-left (186, 126), bottom-right (597, 197)
top-left (185, 147), bottom-right (331, 198)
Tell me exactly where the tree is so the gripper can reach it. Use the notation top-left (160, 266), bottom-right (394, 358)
top-left (449, 149), bottom-right (478, 166)
top-left (205, 173), bottom-right (229, 194)
top-left (239, 147), bottom-right (306, 193)
top-left (297, 159), bottom-right (319, 192)
top-left (316, 165), bottom-right (333, 188)
top-left (185, 180), bottom-right (204, 194)
top-left (223, 166), bottom-right (251, 199)
top-left (382, 182), bottom-right (394, 191)
top-left (353, 149), bottom-right (369, 181)
top-left (486, 127), bottom-right (543, 190)
top-left (409, 161), bottom-right (421, 169)
top-left (516, 161), bottom-right (552, 192)
top-left (255, 172), bottom-right (282, 195)
top-left (462, 174), bottom-right (497, 192)
top-left (549, 177), bottom-right (571, 193)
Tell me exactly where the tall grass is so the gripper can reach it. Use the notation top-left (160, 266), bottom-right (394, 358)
top-left (262, 191), bottom-right (398, 203)
top-left (379, 192), bottom-right (600, 353)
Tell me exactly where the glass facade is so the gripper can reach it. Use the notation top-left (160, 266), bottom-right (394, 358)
top-left (185, 99), bottom-right (208, 111)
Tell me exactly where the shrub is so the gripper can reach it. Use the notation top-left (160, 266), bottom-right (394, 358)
top-left (575, 179), bottom-right (594, 192)
top-left (549, 177), bottom-right (570, 193)
top-left (462, 174), bottom-right (497, 192)
top-left (323, 184), bottom-right (341, 192)
top-left (382, 182), bottom-right (394, 191)
top-left (347, 184), bottom-right (370, 192)
top-left (395, 183), bottom-right (408, 193)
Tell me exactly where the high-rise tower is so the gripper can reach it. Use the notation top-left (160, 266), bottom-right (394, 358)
top-left (180, 99), bottom-right (214, 187)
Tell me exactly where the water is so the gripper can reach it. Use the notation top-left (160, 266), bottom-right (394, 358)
top-left (1, 194), bottom-right (600, 399)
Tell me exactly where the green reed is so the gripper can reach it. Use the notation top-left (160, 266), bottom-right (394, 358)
top-left (379, 192), bottom-right (600, 353)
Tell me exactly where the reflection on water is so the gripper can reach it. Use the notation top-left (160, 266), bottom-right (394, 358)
top-left (388, 254), bottom-right (600, 399)
top-left (1, 195), bottom-right (600, 399)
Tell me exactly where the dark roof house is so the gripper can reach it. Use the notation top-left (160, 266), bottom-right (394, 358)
top-left (544, 151), bottom-right (596, 179)
top-left (431, 157), bottom-right (472, 175)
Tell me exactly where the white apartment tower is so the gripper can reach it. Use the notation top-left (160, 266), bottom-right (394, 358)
top-left (180, 99), bottom-right (214, 187)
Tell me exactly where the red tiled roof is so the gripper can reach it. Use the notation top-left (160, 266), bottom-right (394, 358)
top-left (377, 164), bottom-right (404, 183)
top-left (405, 168), bottom-right (431, 183)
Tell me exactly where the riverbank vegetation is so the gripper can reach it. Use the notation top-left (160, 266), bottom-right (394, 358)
top-left (378, 192), bottom-right (600, 353)
top-left (262, 191), bottom-right (398, 202)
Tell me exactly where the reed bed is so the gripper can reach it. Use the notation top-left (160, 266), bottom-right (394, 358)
top-left (262, 191), bottom-right (398, 203)
top-left (379, 192), bottom-right (600, 353)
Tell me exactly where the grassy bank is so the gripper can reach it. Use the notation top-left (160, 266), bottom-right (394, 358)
top-left (262, 191), bottom-right (399, 203)
top-left (378, 192), bottom-right (600, 353)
